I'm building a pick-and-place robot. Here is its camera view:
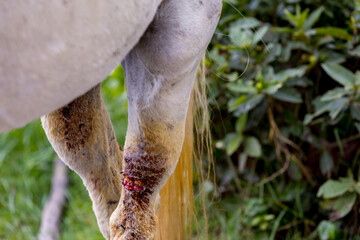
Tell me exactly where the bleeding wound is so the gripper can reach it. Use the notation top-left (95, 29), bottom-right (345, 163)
top-left (121, 150), bottom-right (167, 196)
top-left (122, 174), bottom-right (145, 192)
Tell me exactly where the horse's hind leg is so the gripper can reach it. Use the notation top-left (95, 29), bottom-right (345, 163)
top-left (109, 0), bottom-right (222, 239)
top-left (41, 84), bottom-right (123, 240)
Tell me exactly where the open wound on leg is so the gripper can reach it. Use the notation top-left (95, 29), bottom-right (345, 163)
top-left (122, 175), bottom-right (144, 191)
top-left (122, 151), bottom-right (167, 198)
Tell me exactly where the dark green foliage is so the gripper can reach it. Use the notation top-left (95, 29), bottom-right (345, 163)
top-left (202, 0), bottom-right (360, 239)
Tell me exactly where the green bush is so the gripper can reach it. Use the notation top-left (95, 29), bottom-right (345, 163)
top-left (203, 0), bottom-right (360, 239)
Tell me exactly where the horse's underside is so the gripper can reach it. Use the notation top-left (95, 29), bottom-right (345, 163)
top-left (0, 0), bottom-right (163, 132)
top-left (0, 0), bottom-right (222, 239)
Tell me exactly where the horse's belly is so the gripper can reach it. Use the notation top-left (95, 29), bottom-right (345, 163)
top-left (0, 0), bottom-right (163, 133)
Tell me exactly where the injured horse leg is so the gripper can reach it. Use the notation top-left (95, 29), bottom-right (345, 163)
top-left (110, 119), bottom-right (185, 239)
top-left (110, 0), bottom-right (222, 239)
top-left (41, 84), bottom-right (123, 240)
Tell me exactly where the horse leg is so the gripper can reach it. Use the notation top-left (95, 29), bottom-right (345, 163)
top-left (41, 84), bottom-right (122, 240)
top-left (109, 0), bottom-right (222, 239)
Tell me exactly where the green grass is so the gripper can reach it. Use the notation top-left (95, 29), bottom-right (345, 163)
top-left (0, 120), bottom-right (56, 240)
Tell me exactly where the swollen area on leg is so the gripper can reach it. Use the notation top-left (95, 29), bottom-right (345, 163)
top-left (41, 84), bottom-right (123, 240)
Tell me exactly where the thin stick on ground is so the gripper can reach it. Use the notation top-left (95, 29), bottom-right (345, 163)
top-left (39, 157), bottom-right (68, 240)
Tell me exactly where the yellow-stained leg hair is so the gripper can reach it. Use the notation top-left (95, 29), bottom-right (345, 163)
top-left (156, 98), bottom-right (194, 240)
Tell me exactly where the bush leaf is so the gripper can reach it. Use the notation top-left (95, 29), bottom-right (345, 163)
top-left (316, 27), bottom-right (352, 41)
top-left (271, 87), bottom-right (303, 103)
top-left (350, 104), bottom-right (360, 121)
top-left (317, 178), bottom-right (354, 199)
top-left (275, 66), bottom-right (307, 83)
top-left (321, 63), bottom-right (355, 89)
top-left (233, 94), bottom-right (265, 116)
top-left (318, 221), bottom-right (337, 240)
top-left (304, 6), bottom-right (324, 30)
top-left (320, 151), bottom-right (334, 175)
top-left (245, 137), bottom-right (262, 158)
top-left (333, 192), bottom-right (357, 219)
top-left (320, 88), bottom-right (348, 102)
top-left (226, 133), bottom-right (243, 156)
